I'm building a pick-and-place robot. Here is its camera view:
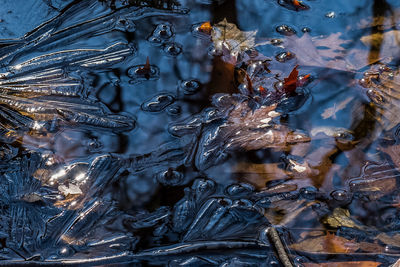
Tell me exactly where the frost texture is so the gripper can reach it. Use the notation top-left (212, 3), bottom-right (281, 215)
top-left (0, 0), bottom-right (189, 140)
top-left (169, 94), bottom-right (310, 170)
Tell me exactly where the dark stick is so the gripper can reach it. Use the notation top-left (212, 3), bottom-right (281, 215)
top-left (266, 227), bottom-right (294, 267)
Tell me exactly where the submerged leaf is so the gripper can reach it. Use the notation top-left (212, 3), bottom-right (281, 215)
top-left (170, 95), bottom-right (310, 170)
top-left (322, 208), bottom-right (364, 230)
top-left (212, 18), bottom-right (257, 60)
top-left (376, 233), bottom-right (400, 248)
top-left (290, 232), bottom-right (360, 253)
top-left (359, 65), bottom-right (400, 130)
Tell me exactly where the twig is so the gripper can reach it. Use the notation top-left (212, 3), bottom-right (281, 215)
top-left (266, 226), bottom-right (294, 267)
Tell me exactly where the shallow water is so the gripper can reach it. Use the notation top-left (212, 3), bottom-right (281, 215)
top-left (1, 0), bottom-right (400, 266)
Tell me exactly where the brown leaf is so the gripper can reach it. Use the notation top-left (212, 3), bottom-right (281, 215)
top-left (322, 208), bottom-right (364, 230)
top-left (299, 230), bottom-right (325, 239)
top-left (233, 162), bottom-right (289, 188)
top-left (211, 18), bottom-right (257, 61)
top-left (348, 161), bottom-right (397, 199)
top-left (379, 144), bottom-right (400, 169)
top-left (287, 145), bottom-right (341, 189)
top-left (359, 66), bottom-right (400, 130)
top-left (376, 233), bottom-right (400, 248)
top-left (358, 241), bottom-right (385, 253)
top-left (223, 101), bottom-right (311, 151)
top-left (290, 232), bottom-right (360, 253)
top-left (136, 56), bottom-right (151, 79)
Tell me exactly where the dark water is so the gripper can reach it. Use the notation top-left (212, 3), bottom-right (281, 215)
top-left (1, 0), bottom-right (400, 266)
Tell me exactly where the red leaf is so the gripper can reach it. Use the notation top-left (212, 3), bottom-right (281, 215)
top-left (136, 56), bottom-right (151, 79)
top-left (283, 65), bottom-right (299, 94)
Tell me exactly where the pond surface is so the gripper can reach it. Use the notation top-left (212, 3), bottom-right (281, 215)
top-left (1, 0), bottom-right (400, 266)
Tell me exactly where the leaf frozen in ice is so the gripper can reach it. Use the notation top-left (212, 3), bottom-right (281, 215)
top-left (211, 18), bottom-right (257, 63)
top-left (170, 94), bottom-right (310, 170)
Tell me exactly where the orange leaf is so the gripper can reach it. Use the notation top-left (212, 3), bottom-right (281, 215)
top-left (293, 0), bottom-right (309, 10)
top-left (323, 232), bottom-right (359, 253)
top-left (199, 21), bottom-right (212, 35)
top-left (293, 0), bottom-right (302, 7)
top-left (290, 232), bottom-right (359, 253)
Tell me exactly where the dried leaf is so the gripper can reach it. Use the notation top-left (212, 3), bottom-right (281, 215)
top-left (290, 232), bottom-right (360, 253)
top-left (358, 241), bottom-right (385, 253)
top-left (299, 230), bottom-right (325, 239)
top-left (321, 96), bottom-right (354, 119)
top-left (379, 144), bottom-right (400, 169)
top-left (171, 95), bottom-right (311, 170)
top-left (359, 66), bottom-right (400, 130)
top-left (136, 56), bottom-right (152, 79)
top-left (212, 18), bottom-right (257, 60)
top-left (376, 233), bottom-right (400, 248)
top-left (233, 162), bottom-right (289, 188)
top-left (286, 146), bottom-right (341, 189)
top-left (283, 65), bottom-right (299, 94)
top-left (322, 208), bottom-right (364, 229)
top-left (349, 162), bottom-right (397, 199)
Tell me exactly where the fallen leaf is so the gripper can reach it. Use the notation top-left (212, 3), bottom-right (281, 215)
top-left (286, 145), bottom-right (341, 189)
top-left (224, 101), bottom-right (311, 151)
top-left (136, 56), bottom-right (151, 79)
top-left (321, 96), bottom-right (354, 119)
top-left (359, 66), bottom-right (400, 130)
top-left (290, 232), bottom-right (360, 253)
top-left (358, 241), bottom-right (385, 253)
top-left (212, 18), bottom-right (257, 60)
top-left (376, 233), bottom-right (400, 248)
top-left (322, 208), bottom-right (364, 230)
top-left (283, 65), bottom-right (299, 94)
top-left (379, 144), bottom-right (400, 169)
top-left (348, 161), bottom-right (397, 200)
top-left (299, 230), bottom-right (325, 239)
top-left (234, 162), bottom-right (289, 187)
top-left (172, 95), bottom-right (311, 170)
